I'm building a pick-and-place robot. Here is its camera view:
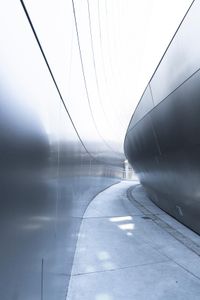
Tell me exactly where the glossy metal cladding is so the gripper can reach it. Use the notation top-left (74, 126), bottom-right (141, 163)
top-left (124, 0), bottom-right (200, 234)
top-left (0, 2), bottom-right (124, 300)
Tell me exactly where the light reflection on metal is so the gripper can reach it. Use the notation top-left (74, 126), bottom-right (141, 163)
top-left (0, 0), bottom-right (192, 299)
top-left (0, 2), bottom-right (124, 299)
top-left (124, 0), bottom-right (200, 235)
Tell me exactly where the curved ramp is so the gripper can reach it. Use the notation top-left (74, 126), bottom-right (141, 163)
top-left (67, 181), bottom-right (200, 300)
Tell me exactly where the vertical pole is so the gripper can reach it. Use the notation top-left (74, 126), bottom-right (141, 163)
top-left (41, 258), bottom-right (44, 300)
top-left (125, 160), bottom-right (128, 180)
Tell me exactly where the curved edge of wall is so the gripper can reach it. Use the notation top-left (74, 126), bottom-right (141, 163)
top-left (124, 0), bottom-right (200, 235)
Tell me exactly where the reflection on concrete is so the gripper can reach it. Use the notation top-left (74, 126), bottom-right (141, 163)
top-left (67, 182), bottom-right (200, 300)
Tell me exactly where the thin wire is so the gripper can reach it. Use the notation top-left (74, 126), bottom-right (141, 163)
top-left (19, 0), bottom-right (93, 158)
top-left (104, 0), bottom-right (121, 100)
top-left (87, 0), bottom-right (121, 145)
top-left (86, 0), bottom-right (111, 130)
top-left (97, 0), bottom-right (119, 129)
top-left (71, 0), bottom-right (118, 153)
top-left (97, 0), bottom-right (123, 127)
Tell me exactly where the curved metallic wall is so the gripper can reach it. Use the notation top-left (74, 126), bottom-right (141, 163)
top-left (124, 0), bottom-right (200, 234)
top-left (0, 2), bottom-right (124, 300)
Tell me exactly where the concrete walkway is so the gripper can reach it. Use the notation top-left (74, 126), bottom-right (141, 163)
top-left (66, 181), bottom-right (200, 300)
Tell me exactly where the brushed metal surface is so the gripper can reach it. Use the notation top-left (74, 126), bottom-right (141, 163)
top-left (0, 2), bottom-right (124, 299)
top-left (124, 1), bottom-right (200, 235)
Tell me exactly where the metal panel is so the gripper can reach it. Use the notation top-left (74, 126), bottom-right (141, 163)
top-left (128, 85), bottom-right (154, 131)
top-left (125, 70), bottom-right (200, 234)
top-left (125, 0), bottom-right (200, 235)
top-left (150, 0), bottom-right (200, 105)
top-left (0, 2), bottom-right (123, 299)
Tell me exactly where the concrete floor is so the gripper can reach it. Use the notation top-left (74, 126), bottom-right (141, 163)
top-left (66, 181), bottom-right (200, 300)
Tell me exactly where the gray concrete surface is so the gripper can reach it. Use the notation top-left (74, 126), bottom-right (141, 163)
top-left (66, 181), bottom-right (200, 300)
